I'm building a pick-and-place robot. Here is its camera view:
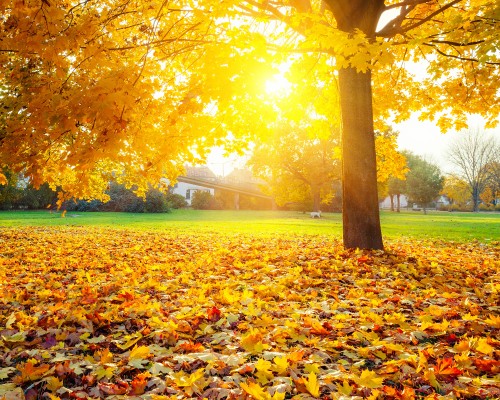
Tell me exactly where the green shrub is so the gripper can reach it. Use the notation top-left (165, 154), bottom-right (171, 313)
top-left (165, 193), bottom-right (188, 209)
top-left (191, 191), bottom-right (220, 210)
top-left (145, 190), bottom-right (170, 213)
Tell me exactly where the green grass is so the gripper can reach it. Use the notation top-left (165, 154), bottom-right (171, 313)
top-left (0, 209), bottom-right (498, 243)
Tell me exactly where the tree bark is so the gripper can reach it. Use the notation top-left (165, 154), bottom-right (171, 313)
top-left (327, 0), bottom-right (385, 249)
top-left (312, 186), bottom-right (321, 212)
top-left (390, 194), bottom-right (394, 211)
top-left (396, 194), bottom-right (401, 212)
top-left (338, 67), bottom-right (383, 249)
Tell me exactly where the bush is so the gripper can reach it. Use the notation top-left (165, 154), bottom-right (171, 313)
top-left (145, 190), bottom-right (170, 213)
top-left (64, 199), bottom-right (103, 212)
top-left (165, 193), bottom-right (188, 209)
top-left (191, 191), bottom-right (220, 210)
top-left (478, 203), bottom-right (494, 212)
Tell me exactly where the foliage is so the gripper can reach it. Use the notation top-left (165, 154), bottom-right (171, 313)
top-left (191, 191), bottom-right (220, 210)
top-left (448, 129), bottom-right (500, 212)
top-left (165, 193), bottom-right (188, 210)
top-left (64, 183), bottom-right (174, 213)
top-left (0, 168), bottom-right (57, 210)
top-left (0, 168), bottom-right (20, 210)
top-left (0, 227), bottom-right (499, 399)
top-left (404, 152), bottom-right (444, 212)
top-left (441, 175), bottom-right (471, 208)
top-left (1, 1), bottom-right (499, 249)
top-left (145, 189), bottom-right (171, 213)
top-left (249, 123), bottom-right (341, 212)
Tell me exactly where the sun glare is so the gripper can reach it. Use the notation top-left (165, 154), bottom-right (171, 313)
top-left (265, 73), bottom-right (292, 96)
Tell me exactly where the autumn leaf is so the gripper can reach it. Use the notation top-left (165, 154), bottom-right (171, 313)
top-left (305, 372), bottom-right (320, 398)
top-left (14, 360), bottom-right (51, 383)
top-left (474, 338), bottom-right (494, 355)
top-left (240, 329), bottom-right (269, 353)
top-left (240, 381), bottom-right (285, 400)
top-left (353, 370), bottom-right (384, 389)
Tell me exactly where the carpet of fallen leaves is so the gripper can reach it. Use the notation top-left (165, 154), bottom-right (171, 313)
top-left (0, 227), bottom-right (499, 400)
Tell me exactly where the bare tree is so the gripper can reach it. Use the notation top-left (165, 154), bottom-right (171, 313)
top-left (448, 129), bottom-right (499, 212)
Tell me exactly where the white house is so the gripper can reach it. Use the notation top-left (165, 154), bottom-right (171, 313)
top-left (169, 166), bottom-right (216, 205)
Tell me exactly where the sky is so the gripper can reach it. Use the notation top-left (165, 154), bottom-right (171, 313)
top-left (206, 114), bottom-right (499, 178)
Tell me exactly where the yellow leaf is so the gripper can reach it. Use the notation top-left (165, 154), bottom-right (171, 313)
top-left (354, 370), bottom-right (384, 389)
top-left (173, 368), bottom-right (205, 388)
top-left (273, 356), bottom-right (289, 375)
top-left (475, 338), bottom-right (494, 355)
top-left (129, 345), bottom-right (150, 361)
top-left (45, 376), bottom-right (63, 392)
top-left (484, 314), bottom-right (500, 329)
top-left (336, 380), bottom-right (353, 395)
top-left (240, 329), bottom-right (269, 353)
top-left (240, 381), bottom-right (285, 400)
top-left (305, 372), bottom-right (320, 398)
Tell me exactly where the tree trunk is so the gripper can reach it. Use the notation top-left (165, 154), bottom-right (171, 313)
top-left (396, 194), bottom-right (401, 213)
top-left (312, 186), bottom-right (321, 212)
top-left (338, 67), bottom-right (383, 249)
top-left (389, 194), bottom-right (394, 211)
top-left (472, 186), bottom-right (480, 212)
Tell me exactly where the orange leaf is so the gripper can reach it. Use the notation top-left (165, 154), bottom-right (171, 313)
top-left (14, 360), bottom-right (51, 383)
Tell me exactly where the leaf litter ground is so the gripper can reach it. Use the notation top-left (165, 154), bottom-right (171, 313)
top-left (0, 227), bottom-right (499, 399)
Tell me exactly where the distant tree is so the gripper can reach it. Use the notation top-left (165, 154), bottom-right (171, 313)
top-left (404, 152), bottom-right (444, 214)
top-left (0, 167), bottom-right (21, 210)
top-left (448, 129), bottom-right (499, 212)
top-left (387, 177), bottom-right (407, 212)
top-left (484, 161), bottom-right (500, 205)
top-left (249, 123), bottom-right (340, 212)
top-left (441, 175), bottom-right (471, 209)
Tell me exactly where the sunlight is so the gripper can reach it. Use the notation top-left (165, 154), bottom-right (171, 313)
top-left (265, 73), bottom-right (292, 95)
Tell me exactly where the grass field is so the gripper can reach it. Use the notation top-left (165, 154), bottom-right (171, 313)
top-left (0, 209), bottom-right (498, 243)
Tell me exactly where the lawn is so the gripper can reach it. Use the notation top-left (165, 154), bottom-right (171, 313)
top-left (0, 209), bottom-right (499, 243)
top-left (0, 211), bottom-right (499, 399)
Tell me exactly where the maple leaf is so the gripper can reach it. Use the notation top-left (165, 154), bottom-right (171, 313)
top-left (14, 360), bottom-right (51, 383)
top-left (171, 368), bottom-right (206, 395)
top-left (305, 372), bottom-right (320, 398)
top-left (98, 381), bottom-right (129, 395)
top-left (240, 381), bottom-right (285, 400)
top-left (473, 338), bottom-right (494, 355)
top-left (240, 329), bottom-right (269, 353)
top-left (272, 356), bottom-right (289, 375)
top-left (434, 358), bottom-right (462, 381)
top-left (130, 372), bottom-right (151, 395)
top-left (353, 370), bottom-right (384, 389)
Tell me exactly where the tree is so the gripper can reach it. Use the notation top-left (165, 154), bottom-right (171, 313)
top-left (484, 161), bottom-right (500, 205)
top-left (1, 1), bottom-right (500, 249)
top-left (447, 129), bottom-right (499, 212)
top-left (249, 122), bottom-right (341, 212)
top-left (388, 177), bottom-right (407, 212)
top-left (375, 129), bottom-right (408, 211)
top-left (404, 152), bottom-right (444, 213)
top-left (441, 175), bottom-right (471, 209)
top-left (231, 1), bottom-right (499, 249)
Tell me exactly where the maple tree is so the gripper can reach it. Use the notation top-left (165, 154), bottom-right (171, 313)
top-left (1, 227), bottom-right (499, 398)
top-left (231, 0), bottom-right (500, 249)
top-left (441, 175), bottom-right (472, 209)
